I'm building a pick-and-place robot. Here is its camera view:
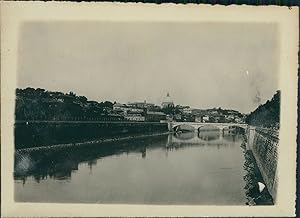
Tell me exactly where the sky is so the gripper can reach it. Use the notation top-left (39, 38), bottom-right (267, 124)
top-left (17, 22), bottom-right (279, 113)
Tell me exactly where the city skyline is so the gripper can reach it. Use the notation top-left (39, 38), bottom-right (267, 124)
top-left (17, 22), bottom-right (279, 113)
top-left (16, 86), bottom-right (276, 115)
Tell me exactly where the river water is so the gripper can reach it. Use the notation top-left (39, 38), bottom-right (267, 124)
top-left (14, 130), bottom-right (269, 205)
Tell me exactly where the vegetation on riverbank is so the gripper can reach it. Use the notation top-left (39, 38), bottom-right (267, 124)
top-left (15, 87), bottom-right (115, 121)
top-left (245, 91), bottom-right (280, 129)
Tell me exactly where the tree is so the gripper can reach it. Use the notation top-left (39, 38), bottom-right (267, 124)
top-left (162, 105), bottom-right (175, 115)
top-left (78, 96), bottom-right (87, 103)
top-left (246, 90), bottom-right (280, 128)
top-left (68, 91), bottom-right (76, 97)
top-left (103, 101), bottom-right (113, 109)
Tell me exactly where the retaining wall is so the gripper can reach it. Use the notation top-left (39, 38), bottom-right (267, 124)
top-left (15, 121), bottom-right (168, 149)
top-left (247, 126), bottom-right (279, 202)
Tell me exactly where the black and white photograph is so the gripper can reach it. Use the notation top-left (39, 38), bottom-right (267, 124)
top-left (1, 2), bottom-right (298, 217)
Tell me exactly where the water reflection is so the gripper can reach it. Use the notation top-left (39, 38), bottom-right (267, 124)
top-left (14, 131), bottom-right (264, 205)
top-left (174, 131), bottom-right (195, 140)
top-left (167, 130), bottom-right (239, 150)
top-left (198, 130), bottom-right (220, 141)
top-left (15, 135), bottom-right (168, 182)
top-left (15, 131), bottom-right (242, 184)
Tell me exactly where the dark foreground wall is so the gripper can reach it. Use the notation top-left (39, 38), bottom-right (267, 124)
top-left (247, 126), bottom-right (279, 202)
top-left (15, 121), bottom-right (168, 149)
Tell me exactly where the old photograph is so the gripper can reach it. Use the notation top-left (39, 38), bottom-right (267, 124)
top-left (14, 21), bottom-right (280, 205)
top-left (1, 2), bottom-right (298, 217)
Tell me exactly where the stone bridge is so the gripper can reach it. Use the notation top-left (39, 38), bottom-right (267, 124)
top-left (166, 132), bottom-right (240, 147)
top-left (168, 121), bottom-right (248, 132)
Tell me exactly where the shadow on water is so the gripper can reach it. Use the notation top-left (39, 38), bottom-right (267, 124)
top-left (14, 135), bottom-right (168, 182)
top-left (15, 131), bottom-right (238, 183)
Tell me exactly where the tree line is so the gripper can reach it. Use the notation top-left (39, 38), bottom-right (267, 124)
top-left (15, 87), bottom-right (116, 121)
top-left (245, 90), bottom-right (280, 129)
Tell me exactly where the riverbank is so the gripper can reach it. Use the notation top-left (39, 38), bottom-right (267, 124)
top-left (15, 121), bottom-right (169, 149)
top-left (240, 137), bottom-right (273, 205)
top-left (16, 131), bottom-right (170, 152)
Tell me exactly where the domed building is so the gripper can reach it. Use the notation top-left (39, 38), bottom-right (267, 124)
top-left (161, 92), bottom-right (174, 108)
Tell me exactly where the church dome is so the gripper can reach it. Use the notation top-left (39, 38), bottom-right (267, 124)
top-left (162, 93), bottom-right (174, 108)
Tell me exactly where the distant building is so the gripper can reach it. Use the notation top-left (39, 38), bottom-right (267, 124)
top-left (161, 93), bottom-right (174, 108)
top-left (225, 114), bottom-right (235, 122)
top-left (195, 115), bottom-right (203, 123)
top-left (202, 115), bottom-right (210, 122)
top-left (145, 111), bottom-right (166, 122)
top-left (213, 115), bottom-right (225, 123)
top-left (113, 108), bottom-right (125, 116)
top-left (124, 113), bottom-right (145, 122)
top-left (113, 103), bottom-right (127, 111)
top-left (209, 110), bottom-right (219, 115)
top-left (148, 105), bottom-right (162, 112)
top-left (191, 109), bottom-right (206, 116)
top-left (175, 105), bottom-right (189, 113)
top-left (227, 110), bottom-right (239, 115)
top-left (127, 100), bottom-right (155, 109)
top-left (127, 108), bottom-right (144, 113)
top-left (181, 114), bottom-right (195, 122)
top-left (124, 109), bottom-right (145, 121)
top-left (183, 107), bottom-right (193, 114)
top-left (234, 117), bottom-right (244, 123)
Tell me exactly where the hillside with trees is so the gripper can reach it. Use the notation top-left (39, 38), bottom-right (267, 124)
top-left (245, 91), bottom-right (280, 129)
top-left (15, 87), bottom-right (116, 121)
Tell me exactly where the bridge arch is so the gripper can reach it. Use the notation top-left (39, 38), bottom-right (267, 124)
top-left (197, 124), bottom-right (222, 132)
top-left (171, 122), bottom-right (248, 133)
top-left (172, 124), bottom-right (196, 132)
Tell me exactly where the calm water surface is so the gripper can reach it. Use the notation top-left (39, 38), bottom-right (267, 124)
top-left (15, 130), bottom-right (251, 204)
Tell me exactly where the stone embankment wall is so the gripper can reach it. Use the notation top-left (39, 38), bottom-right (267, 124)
top-left (15, 121), bottom-right (168, 149)
top-left (247, 126), bottom-right (279, 202)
